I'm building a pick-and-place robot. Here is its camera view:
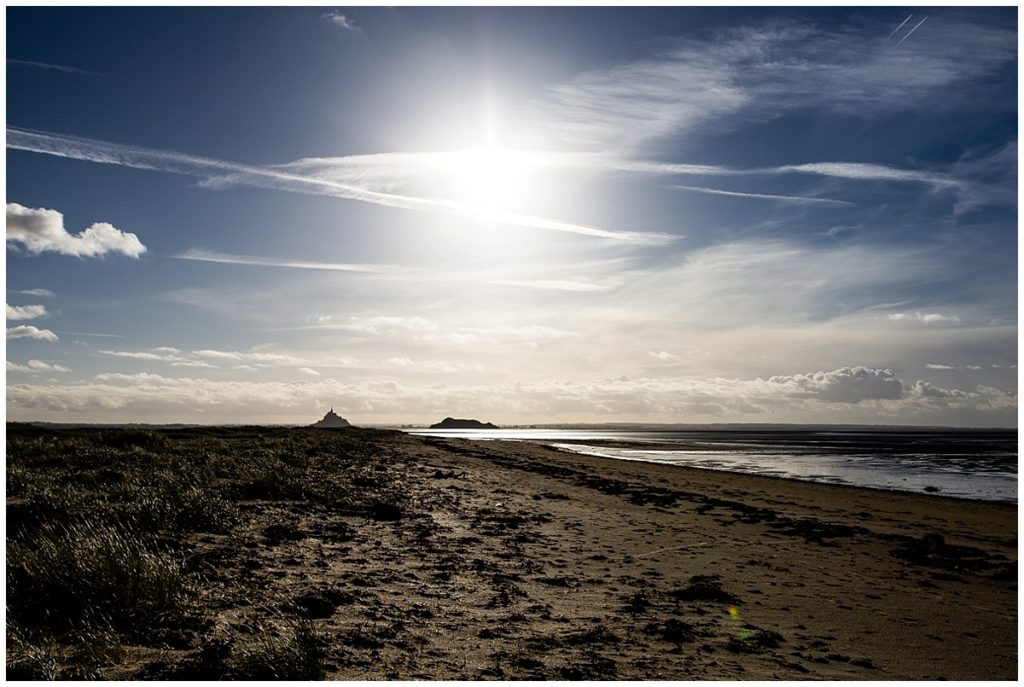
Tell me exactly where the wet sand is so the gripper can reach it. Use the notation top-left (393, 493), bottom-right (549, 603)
top-left (177, 433), bottom-right (1017, 680)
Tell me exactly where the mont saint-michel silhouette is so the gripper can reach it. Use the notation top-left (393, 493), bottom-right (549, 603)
top-left (312, 407), bottom-right (351, 428)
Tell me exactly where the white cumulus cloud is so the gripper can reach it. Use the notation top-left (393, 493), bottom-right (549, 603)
top-left (766, 366), bottom-right (904, 403)
top-left (6, 202), bottom-right (146, 258)
top-left (6, 303), bottom-right (47, 320)
top-left (7, 325), bottom-right (58, 341)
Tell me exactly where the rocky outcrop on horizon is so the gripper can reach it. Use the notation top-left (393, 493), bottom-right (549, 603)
top-left (429, 417), bottom-right (499, 430)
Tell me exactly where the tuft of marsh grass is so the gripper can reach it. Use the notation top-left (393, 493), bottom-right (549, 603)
top-left (229, 617), bottom-right (326, 680)
top-left (8, 519), bottom-right (189, 634)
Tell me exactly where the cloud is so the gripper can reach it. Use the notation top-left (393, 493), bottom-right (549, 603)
top-left (6, 202), bottom-right (146, 258)
top-left (7, 128), bottom-right (672, 244)
top-left (15, 288), bottom-right (54, 297)
top-left (7, 325), bottom-right (58, 341)
top-left (527, 16), bottom-right (1014, 152)
top-left (303, 315), bottom-right (440, 335)
top-left (298, 315), bottom-right (577, 345)
top-left (62, 331), bottom-right (125, 339)
top-left (7, 58), bottom-right (103, 77)
top-left (616, 239), bottom-right (947, 328)
top-left (619, 157), bottom-right (959, 190)
top-left (6, 365), bottom-right (1014, 426)
top-left (247, 146), bottom-right (983, 215)
top-left (648, 350), bottom-right (680, 362)
top-left (485, 279), bottom-right (610, 293)
top-left (769, 162), bottom-right (956, 191)
top-left (908, 379), bottom-right (957, 399)
top-left (175, 248), bottom-right (396, 273)
top-left (192, 349), bottom-right (305, 366)
top-left (321, 11), bottom-right (358, 32)
top-left (886, 15), bottom-right (914, 41)
top-left (297, 367), bottom-right (321, 376)
top-left (668, 184), bottom-right (854, 207)
top-left (925, 362), bottom-right (989, 372)
top-left (903, 381), bottom-right (1015, 413)
top-left (766, 366), bottom-right (904, 403)
top-left (7, 359), bottom-right (70, 373)
top-left (99, 348), bottom-right (216, 368)
top-left (177, 250), bottom-right (613, 293)
top-left (381, 357), bottom-right (485, 374)
top-left (947, 140), bottom-right (1018, 215)
top-left (893, 17), bottom-right (927, 47)
top-left (6, 303), bottom-right (47, 320)
top-left (888, 312), bottom-right (961, 325)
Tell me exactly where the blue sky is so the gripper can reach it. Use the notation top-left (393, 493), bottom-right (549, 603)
top-left (6, 6), bottom-right (1018, 426)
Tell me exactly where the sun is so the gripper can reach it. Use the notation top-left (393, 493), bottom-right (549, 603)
top-left (443, 148), bottom-right (532, 213)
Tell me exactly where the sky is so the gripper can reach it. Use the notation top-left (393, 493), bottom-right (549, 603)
top-left (5, 6), bottom-right (1018, 427)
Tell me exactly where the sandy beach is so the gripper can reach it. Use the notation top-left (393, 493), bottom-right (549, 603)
top-left (7, 428), bottom-right (1017, 679)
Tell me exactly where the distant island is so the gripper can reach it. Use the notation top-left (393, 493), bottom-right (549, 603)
top-left (312, 407), bottom-right (352, 428)
top-left (429, 417), bottom-right (499, 430)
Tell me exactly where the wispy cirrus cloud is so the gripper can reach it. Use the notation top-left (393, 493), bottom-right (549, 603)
top-left (526, 16), bottom-right (1014, 153)
top-left (176, 247), bottom-right (616, 293)
top-left (321, 11), bottom-right (359, 32)
top-left (62, 331), bottom-right (125, 339)
top-left (668, 184), bottom-right (854, 207)
top-left (14, 288), bottom-right (54, 297)
top-left (7, 58), bottom-right (103, 77)
top-left (262, 148), bottom-right (988, 211)
top-left (888, 312), bottom-right (961, 326)
top-left (99, 347), bottom-right (216, 368)
top-left (612, 239), bottom-right (948, 328)
top-left (484, 278), bottom-right (611, 293)
top-left (175, 248), bottom-right (396, 273)
top-left (6, 128), bottom-right (671, 243)
top-left (294, 314), bottom-right (578, 346)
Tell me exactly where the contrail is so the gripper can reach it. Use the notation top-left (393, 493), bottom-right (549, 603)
top-left (7, 127), bottom-right (674, 244)
top-left (174, 248), bottom-right (398, 273)
top-left (7, 58), bottom-right (104, 77)
top-left (886, 15), bottom-right (913, 40)
top-left (669, 184), bottom-right (855, 207)
top-left (895, 17), bottom-right (927, 46)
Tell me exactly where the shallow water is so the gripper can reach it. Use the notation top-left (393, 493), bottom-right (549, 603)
top-left (407, 428), bottom-right (1017, 503)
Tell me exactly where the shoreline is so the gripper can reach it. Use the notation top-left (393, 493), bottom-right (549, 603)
top-left (411, 436), bottom-right (1018, 679)
top-left (540, 440), bottom-right (1019, 506)
top-left (7, 427), bottom-right (1017, 679)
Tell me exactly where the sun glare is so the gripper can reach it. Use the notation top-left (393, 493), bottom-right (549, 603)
top-left (444, 148), bottom-right (532, 212)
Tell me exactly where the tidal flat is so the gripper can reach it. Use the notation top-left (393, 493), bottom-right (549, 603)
top-left (6, 424), bottom-right (1017, 679)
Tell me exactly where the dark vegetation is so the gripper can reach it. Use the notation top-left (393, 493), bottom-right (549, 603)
top-left (6, 423), bottom-right (400, 680)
